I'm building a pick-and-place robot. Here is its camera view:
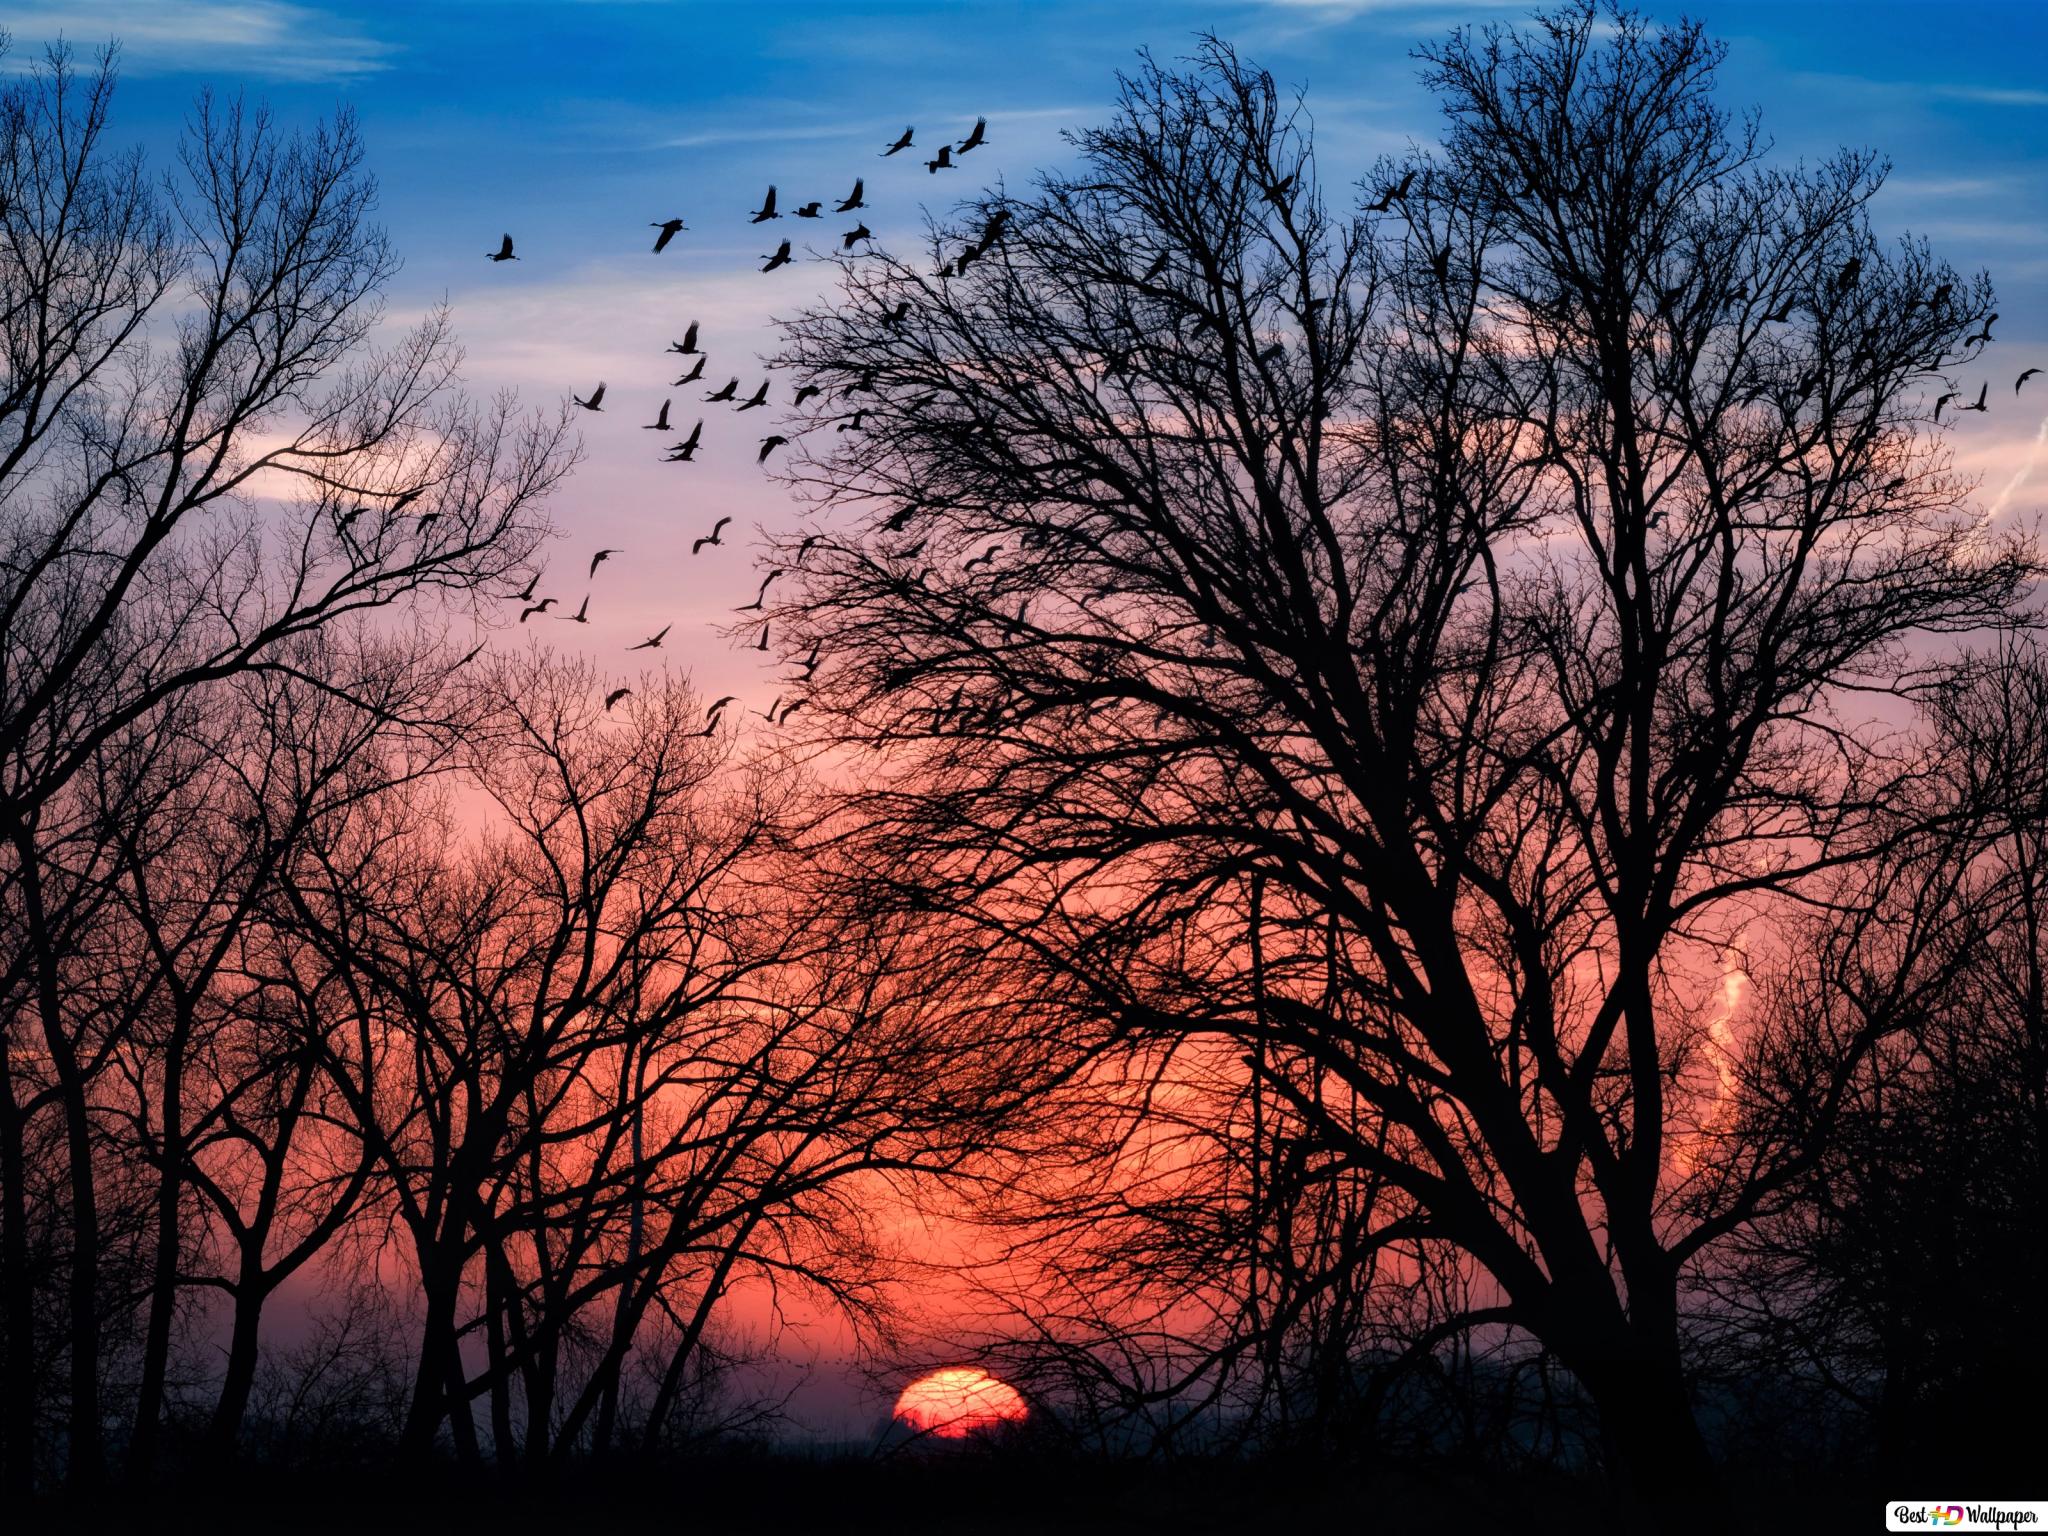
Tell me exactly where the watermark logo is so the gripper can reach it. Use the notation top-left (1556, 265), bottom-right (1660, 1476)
top-left (1887, 1503), bottom-right (2045, 1532)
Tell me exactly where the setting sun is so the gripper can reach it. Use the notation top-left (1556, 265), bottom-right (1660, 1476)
top-left (893, 1369), bottom-right (1029, 1438)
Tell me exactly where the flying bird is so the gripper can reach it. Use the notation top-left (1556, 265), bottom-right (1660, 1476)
top-left (1833, 256), bottom-right (1862, 293)
top-left (927, 145), bottom-right (954, 174)
top-left (573, 382), bottom-right (606, 412)
top-left (882, 300), bottom-right (910, 325)
top-left (883, 126), bottom-right (915, 156)
top-left (1961, 380), bottom-right (1989, 413)
top-left (650, 218), bottom-right (688, 254)
top-left (793, 383), bottom-right (824, 406)
top-left (737, 381), bottom-right (770, 411)
top-left (563, 595), bottom-right (591, 624)
top-left (761, 240), bottom-right (793, 273)
top-left (758, 435), bottom-right (788, 463)
top-left (1366, 169), bottom-right (1415, 213)
top-left (836, 178), bottom-right (866, 212)
top-left (1970, 313), bottom-right (2000, 347)
top-left (751, 186), bottom-right (780, 222)
top-left (2019, 368), bottom-right (2041, 395)
top-left (644, 399), bottom-right (672, 431)
top-left (794, 201), bottom-right (823, 218)
top-left (705, 696), bottom-right (736, 721)
top-left (837, 411), bottom-right (866, 433)
top-left (965, 544), bottom-right (1004, 570)
top-left (668, 420), bottom-right (704, 460)
top-left (884, 504), bottom-right (919, 532)
top-left (488, 233), bottom-right (518, 262)
top-left (1935, 387), bottom-right (1959, 422)
top-left (1766, 296), bottom-right (1797, 324)
top-left (589, 548), bottom-right (617, 579)
top-left (794, 642), bottom-right (822, 678)
top-left (705, 377), bottom-right (739, 402)
top-left (512, 571), bottom-right (541, 602)
top-left (777, 698), bottom-right (806, 724)
top-left (629, 625), bottom-right (671, 651)
top-left (605, 687), bottom-right (632, 711)
top-left (693, 516), bottom-right (733, 554)
top-left (753, 625), bottom-right (771, 652)
top-left (957, 117), bottom-right (987, 153)
top-left (1142, 249), bottom-right (1171, 283)
top-left (739, 569), bottom-right (783, 611)
top-left (842, 223), bottom-right (872, 250)
top-left (669, 323), bottom-right (701, 354)
top-left (520, 598), bottom-right (555, 622)
top-left (673, 357), bottom-right (707, 386)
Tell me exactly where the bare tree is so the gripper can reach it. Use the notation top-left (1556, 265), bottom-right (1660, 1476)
top-left (763, 4), bottom-right (2034, 1510)
top-left (0, 40), bottom-right (572, 1489)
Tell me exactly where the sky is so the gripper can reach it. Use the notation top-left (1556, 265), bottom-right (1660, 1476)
top-left (5, 0), bottom-right (2043, 729)
top-left (6, 0), bottom-right (2045, 1434)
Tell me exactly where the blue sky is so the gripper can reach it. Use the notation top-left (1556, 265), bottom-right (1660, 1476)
top-left (5, 1), bottom-right (2044, 712)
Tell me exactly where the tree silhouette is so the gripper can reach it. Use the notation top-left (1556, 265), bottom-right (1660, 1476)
top-left (766, 4), bottom-right (2035, 1511)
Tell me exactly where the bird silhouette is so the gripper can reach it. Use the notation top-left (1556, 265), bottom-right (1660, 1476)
top-left (693, 516), bottom-right (733, 554)
top-left (751, 186), bottom-right (780, 222)
top-left (954, 246), bottom-right (977, 276)
top-left (673, 357), bottom-right (707, 386)
top-left (1961, 380), bottom-right (1989, 413)
top-left (739, 569), bottom-right (783, 611)
top-left (796, 535), bottom-right (822, 563)
top-left (882, 300), bottom-right (910, 325)
top-left (605, 687), bottom-right (632, 711)
top-left (335, 505), bottom-right (366, 533)
top-left (669, 323), bottom-right (702, 354)
top-left (777, 698), bottom-right (806, 724)
top-left (843, 223), bottom-right (872, 250)
top-left (761, 240), bottom-right (793, 273)
top-left (935, 258), bottom-right (955, 279)
top-left (737, 381), bottom-right (770, 411)
top-left (1833, 256), bottom-right (1862, 293)
top-left (705, 696), bottom-right (736, 721)
top-left (1765, 296), bottom-right (1797, 324)
top-left (1923, 281), bottom-right (1953, 311)
top-left (884, 504), bottom-right (919, 532)
top-left (795, 200), bottom-right (823, 218)
top-left (671, 420), bottom-right (704, 457)
top-left (706, 377), bottom-right (739, 402)
top-left (794, 642), bottom-right (822, 678)
top-left (754, 625), bottom-right (772, 652)
top-left (758, 436), bottom-right (788, 463)
top-left (1970, 313), bottom-right (2000, 347)
top-left (456, 643), bottom-right (487, 668)
top-left (488, 233), bottom-right (518, 262)
top-left (513, 571), bottom-right (541, 602)
top-left (793, 383), bottom-right (824, 406)
top-left (651, 218), bottom-right (688, 253)
top-left (927, 145), bottom-right (954, 174)
top-left (838, 411), bottom-right (866, 432)
top-left (883, 126), bottom-right (915, 156)
top-left (966, 544), bottom-right (1004, 570)
top-left (836, 178), bottom-right (866, 212)
top-left (1142, 249), bottom-right (1170, 283)
top-left (758, 695), bottom-right (783, 721)
top-left (573, 382), bottom-right (606, 412)
top-left (958, 117), bottom-right (987, 153)
top-left (1935, 387), bottom-right (1959, 422)
top-left (1366, 169), bottom-right (1414, 213)
top-left (2019, 368), bottom-right (2041, 395)
top-left (629, 625), bottom-right (671, 651)
top-left (645, 399), bottom-right (672, 431)
top-left (563, 595), bottom-right (591, 624)
top-left (1429, 244), bottom-right (1452, 286)
top-left (520, 598), bottom-right (556, 622)
top-left (589, 548), bottom-right (617, 579)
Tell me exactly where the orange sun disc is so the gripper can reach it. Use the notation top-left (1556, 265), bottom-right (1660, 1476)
top-left (892, 1367), bottom-right (1028, 1438)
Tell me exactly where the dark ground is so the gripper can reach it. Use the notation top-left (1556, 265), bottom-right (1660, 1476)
top-left (12, 1450), bottom-right (1882, 1534)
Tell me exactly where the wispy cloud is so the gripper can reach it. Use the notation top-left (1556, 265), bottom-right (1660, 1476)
top-left (1931, 84), bottom-right (2048, 108)
top-left (2, 2), bottom-right (393, 82)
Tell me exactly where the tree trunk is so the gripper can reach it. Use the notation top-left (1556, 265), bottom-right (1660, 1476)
top-left (0, 1055), bottom-right (38, 1496)
top-left (130, 1007), bottom-right (191, 1482)
top-left (205, 1259), bottom-right (270, 1456)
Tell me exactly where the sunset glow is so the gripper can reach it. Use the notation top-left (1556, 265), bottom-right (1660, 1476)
top-left (892, 1368), bottom-right (1028, 1438)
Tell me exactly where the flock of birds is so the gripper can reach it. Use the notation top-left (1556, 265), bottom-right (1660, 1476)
top-left (483, 118), bottom-right (995, 728)
top-left (472, 124), bottom-right (2038, 732)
